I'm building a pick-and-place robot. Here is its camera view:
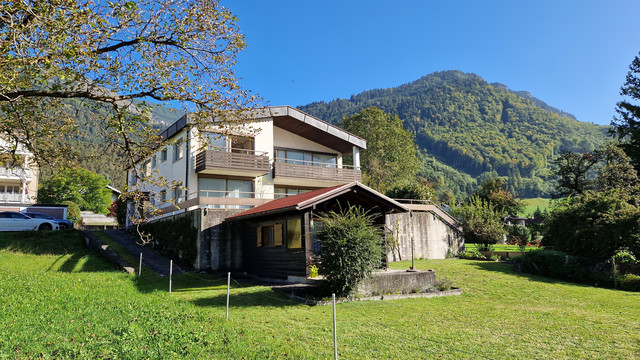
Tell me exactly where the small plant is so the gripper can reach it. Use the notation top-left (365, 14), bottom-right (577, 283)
top-left (434, 278), bottom-right (452, 291)
top-left (309, 265), bottom-right (319, 278)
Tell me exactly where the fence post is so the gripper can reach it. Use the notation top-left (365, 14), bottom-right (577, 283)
top-left (138, 253), bottom-right (143, 277)
top-left (169, 260), bottom-right (173, 293)
top-left (226, 272), bottom-right (231, 320)
top-left (612, 256), bottom-right (617, 289)
top-left (333, 293), bottom-right (338, 360)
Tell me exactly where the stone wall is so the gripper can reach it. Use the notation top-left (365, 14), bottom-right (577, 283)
top-left (386, 211), bottom-right (463, 262)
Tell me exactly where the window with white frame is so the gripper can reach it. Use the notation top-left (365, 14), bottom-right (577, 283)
top-left (160, 148), bottom-right (168, 162)
top-left (173, 138), bottom-right (184, 161)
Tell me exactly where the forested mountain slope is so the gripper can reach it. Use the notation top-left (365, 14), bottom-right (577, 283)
top-left (298, 70), bottom-right (609, 198)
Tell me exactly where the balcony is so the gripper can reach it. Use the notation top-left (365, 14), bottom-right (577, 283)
top-left (195, 149), bottom-right (270, 177)
top-left (273, 158), bottom-right (361, 186)
top-left (0, 167), bottom-right (34, 182)
top-left (158, 190), bottom-right (273, 212)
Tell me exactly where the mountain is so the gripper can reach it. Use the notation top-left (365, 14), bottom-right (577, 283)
top-left (298, 70), bottom-right (609, 199)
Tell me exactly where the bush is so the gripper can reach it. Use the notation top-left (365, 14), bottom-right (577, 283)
top-left (516, 250), bottom-right (595, 284)
top-left (619, 274), bottom-right (640, 291)
top-left (61, 201), bottom-right (81, 224)
top-left (316, 204), bottom-right (382, 297)
top-left (455, 196), bottom-right (506, 246)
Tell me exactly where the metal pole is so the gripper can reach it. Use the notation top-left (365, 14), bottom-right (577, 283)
top-left (333, 293), bottom-right (338, 360)
top-left (169, 260), bottom-right (173, 293)
top-left (411, 236), bottom-right (415, 270)
top-left (226, 272), bottom-right (231, 320)
top-left (612, 256), bottom-right (617, 289)
top-left (138, 253), bottom-right (143, 277)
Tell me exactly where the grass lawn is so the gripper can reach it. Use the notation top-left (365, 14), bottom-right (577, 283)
top-left (520, 197), bottom-right (552, 217)
top-left (1, 231), bottom-right (639, 359)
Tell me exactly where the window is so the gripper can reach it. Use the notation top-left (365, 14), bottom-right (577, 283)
top-left (173, 138), bottom-right (184, 161)
top-left (275, 148), bottom-right (337, 167)
top-left (256, 224), bottom-right (283, 247)
top-left (199, 178), bottom-right (253, 198)
top-left (159, 190), bottom-right (167, 203)
top-left (160, 148), bottom-right (168, 162)
top-left (173, 187), bottom-right (182, 202)
top-left (151, 156), bottom-right (157, 168)
top-left (274, 187), bottom-right (312, 199)
top-left (286, 218), bottom-right (302, 249)
top-left (129, 171), bottom-right (137, 185)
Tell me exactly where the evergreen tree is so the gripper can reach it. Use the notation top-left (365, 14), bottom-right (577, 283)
top-left (613, 52), bottom-right (640, 171)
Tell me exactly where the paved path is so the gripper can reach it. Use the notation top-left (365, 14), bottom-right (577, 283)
top-left (103, 229), bottom-right (184, 276)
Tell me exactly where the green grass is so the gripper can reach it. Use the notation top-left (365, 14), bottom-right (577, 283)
top-left (1, 231), bottom-right (639, 358)
top-left (520, 197), bottom-right (552, 216)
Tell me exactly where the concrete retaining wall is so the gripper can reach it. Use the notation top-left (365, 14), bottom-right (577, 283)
top-left (386, 212), bottom-right (463, 262)
top-left (356, 269), bottom-right (437, 297)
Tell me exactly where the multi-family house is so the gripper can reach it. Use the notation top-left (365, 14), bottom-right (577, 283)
top-left (126, 106), bottom-right (462, 281)
top-left (126, 106), bottom-right (365, 221)
top-left (0, 138), bottom-right (38, 207)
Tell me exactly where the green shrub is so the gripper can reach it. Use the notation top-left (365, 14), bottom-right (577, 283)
top-left (316, 204), bottom-right (382, 297)
top-left (434, 278), bottom-right (452, 291)
top-left (516, 250), bottom-right (595, 284)
top-left (139, 213), bottom-right (198, 267)
top-left (61, 201), bottom-right (81, 224)
top-left (619, 274), bottom-right (640, 291)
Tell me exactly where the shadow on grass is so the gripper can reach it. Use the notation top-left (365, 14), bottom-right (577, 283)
top-left (189, 288), bottom-right (298, 308)
top-left (468, 260), bottom-right (599, 289)
top-left (0, 230), bottom-right (119, 273)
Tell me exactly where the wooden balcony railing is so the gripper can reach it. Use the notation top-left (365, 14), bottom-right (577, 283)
top-left (273, 158), bottom-right (361, 182)
top-left (195, 149), bottom-right (270, 174)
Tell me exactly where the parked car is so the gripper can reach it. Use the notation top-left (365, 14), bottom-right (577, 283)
top-left (22, 212), bottom-right (74, 230)
top-left (0, 212), bottom-right (59, 231)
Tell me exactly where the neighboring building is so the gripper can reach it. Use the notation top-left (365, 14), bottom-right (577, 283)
top-left (126, 106), bottom-right (462, 280)
top-left (0, 138), bottom-right (38, 208)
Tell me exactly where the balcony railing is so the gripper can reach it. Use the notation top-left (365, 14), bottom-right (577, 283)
top-left (0, 193), bottom-right (29, 203)
top-left (195, 149), bottom-right (270, 175)
top-left (0, 167), bottom-right (34, 181)
top-left (274, 158), bottom-right (361, 182)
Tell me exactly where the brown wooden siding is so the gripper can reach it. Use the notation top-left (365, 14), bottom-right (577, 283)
top-left (195, 150), bottom-right (270, 174)
top-left (274, 161), bottom-right (362, 182)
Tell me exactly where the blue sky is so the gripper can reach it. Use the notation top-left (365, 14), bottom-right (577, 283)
top-left (225, 1), bottom-right (640, 126)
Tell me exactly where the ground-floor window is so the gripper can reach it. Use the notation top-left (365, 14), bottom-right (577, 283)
top-left (286, 218), bottom-right (302, 248)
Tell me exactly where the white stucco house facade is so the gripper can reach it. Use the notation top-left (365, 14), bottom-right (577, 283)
top-left (0, 138), bottom-right (38, 207)
top-left (125, 106), bottom-right (366, 224)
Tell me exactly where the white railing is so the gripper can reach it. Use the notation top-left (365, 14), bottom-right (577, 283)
top-left (0, 167), bottom-right (34, 180)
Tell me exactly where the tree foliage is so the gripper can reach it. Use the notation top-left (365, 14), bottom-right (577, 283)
top-left (473, 177), bottom-right (524, 215)
top-left (339, 107), bottom-right (420, 193)
top-left (551, 150), bottom-right (599, 198)
top-left (38, 167), bottom-right (111, 215)
top-left (612, 52), bottom-right (640, 171)
top-left (315, 204), bottom-right (382, 297)
top-left (0, 0), bottom-right (257, 179)
top-left (455, 196), bottom-right (506, 245)
top-left (385, 178), bottom-right (437, 202)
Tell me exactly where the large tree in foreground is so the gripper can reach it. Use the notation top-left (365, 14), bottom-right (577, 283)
top-left (0, 0), bottom-right (258, 175)
top-left (339, 107), bottom-right (420, 192)
top-left (612, 51), bottom-right (640, 171)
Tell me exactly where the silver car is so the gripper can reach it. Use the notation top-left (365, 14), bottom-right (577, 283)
top-left (0, 211), bottom-right (59, 231)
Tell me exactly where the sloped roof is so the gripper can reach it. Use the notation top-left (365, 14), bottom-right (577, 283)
top-left (226, 182), bottom-right (408, 221)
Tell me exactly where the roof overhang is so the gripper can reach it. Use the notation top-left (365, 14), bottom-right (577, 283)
top-left (255, 106), bottom-right (366, 154)
top-left (226, 182), bottom-right (408, 222)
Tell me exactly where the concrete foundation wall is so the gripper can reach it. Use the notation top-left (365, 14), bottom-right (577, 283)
top-left (386, 212), bottom-right (463, 262)
top-left (356, 270), bottom-right (437, 297)
top-left (198, 208), bottom-right (244, 271)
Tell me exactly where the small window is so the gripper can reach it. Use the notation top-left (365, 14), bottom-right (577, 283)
top-left (173, 139), bottom-right (184, 161)
top-left (130, 171), bottom-right (137, 185)
top-left (286, 218), bottom-right (302, 249)
top-left (159, 190), bottom-right (167, 203)
top-left (173, 187), bottom-right (182, 201)
top-left (257, 224), bottom-right (283, 247)
top-left (151, 156), bottom-right (157, 168)
top-left (160, 148), bottom-right (168, 162)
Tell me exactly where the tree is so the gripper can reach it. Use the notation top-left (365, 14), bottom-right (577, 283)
top-left (339, 107), bottom-right (420, 192)
top-left (315, 204), bottom-right (382, 297)
top-left (0, 0), bottom-right (257, 176)
top-left (473, 177), bottom-right (523, 215)
top-left (455, 196), bottom-right (506, 246)
top-left (38, 167), bottom-right (112, 215)
top-left (594, 142), bottom-right (639, 192)
top-left (551, 150), bottom-right (599, 198)
top-left (612, 52), bottom-right (640, 171)
top-left (385, 178), bottom-right (437, 202)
